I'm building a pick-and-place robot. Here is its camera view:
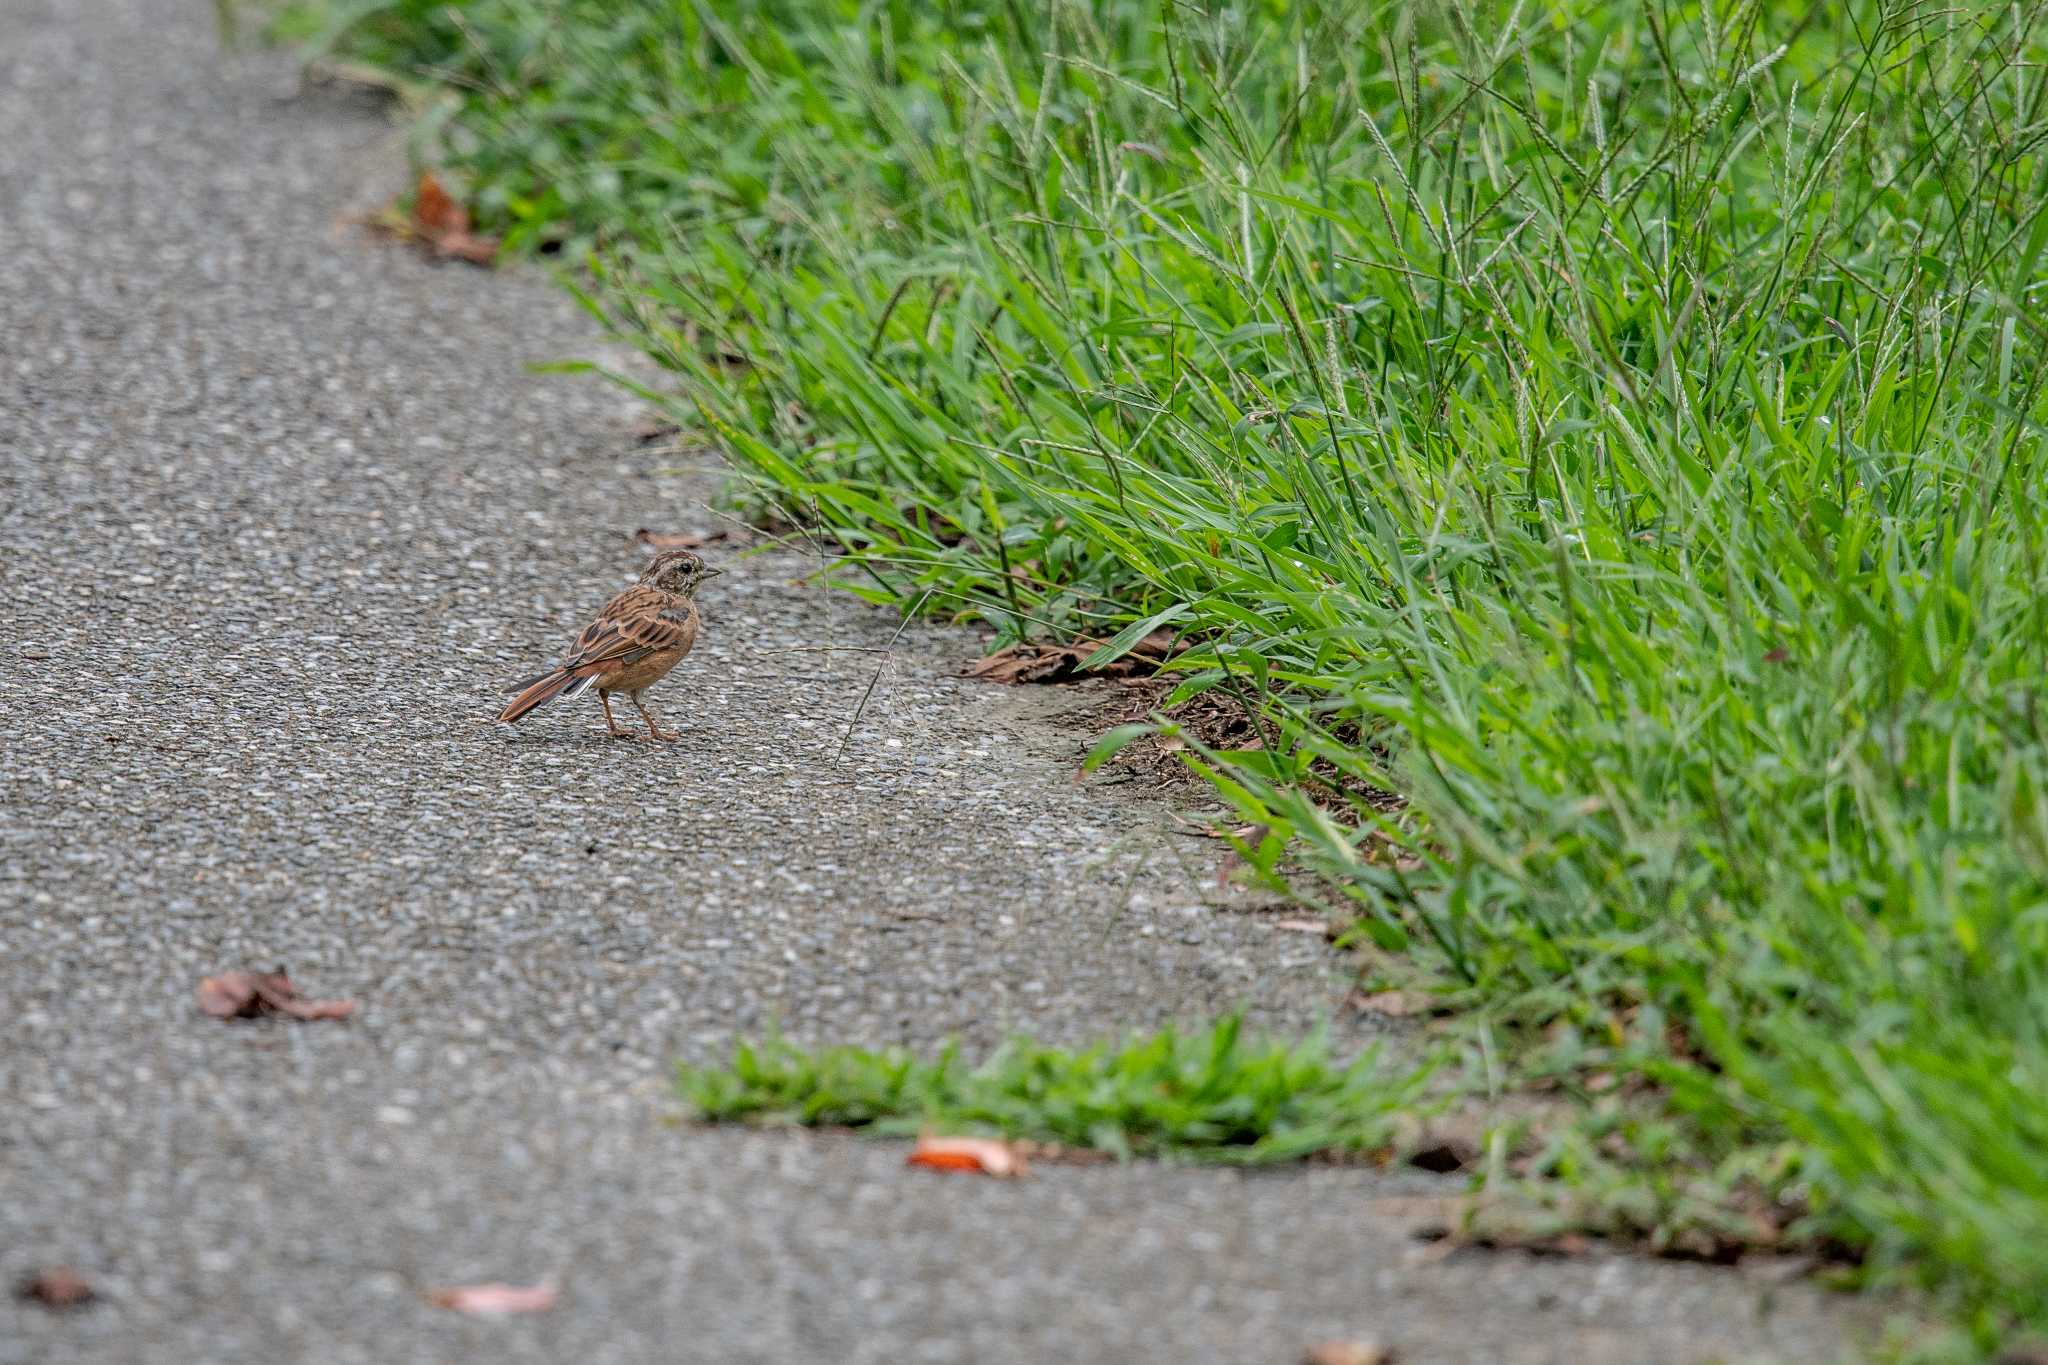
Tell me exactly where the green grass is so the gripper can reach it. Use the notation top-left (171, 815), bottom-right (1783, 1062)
top-left (290, 0), bottom-right (2048, 1347)
top-left (679, 1015), bottom-right (1431, 1163)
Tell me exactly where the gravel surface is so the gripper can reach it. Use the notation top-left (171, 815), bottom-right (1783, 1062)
top-left (1, 3), bottom-right (1891, 1361)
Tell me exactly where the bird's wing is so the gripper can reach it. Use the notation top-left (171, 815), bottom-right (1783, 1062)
top-left (557, 583), bottom-right (689, 677)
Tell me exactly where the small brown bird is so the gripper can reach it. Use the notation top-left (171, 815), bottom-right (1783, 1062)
top-left (497, 549), bottom-right (722, 741)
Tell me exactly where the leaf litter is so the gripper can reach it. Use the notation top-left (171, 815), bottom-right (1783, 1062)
top-left (408, 173), bottom-right (499, 264)
top-left (196, 969), bottom-right (355, 1021)
top-left (353, 172), bottom-right (498, 265)
top-left (16, 1267), bottom-right (95, 1310)
top-left (964, 628), bottom-right (1184, 684)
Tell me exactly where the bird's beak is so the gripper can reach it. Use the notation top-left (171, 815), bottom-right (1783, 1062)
top-left (703, 566), bottom-right (725, 579)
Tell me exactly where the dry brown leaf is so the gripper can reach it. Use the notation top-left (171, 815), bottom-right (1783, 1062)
top-left (965, 628), bottom-right (1185, 685)
top-left (963, 641), bottom-right (1087, 684)
top-left (412, 172), bottom-right (467, 237)
top-left (905, 1135), bottom-right (1027, 1177)
top-left (406, 172), bottom-right (499, 266)
top-left (196, 970), bottom-right (355, 1022)
top-left (1303, 1343), bottom-right (1394, 1365)
top-left (424, 1282), bottom-right (559, 1315)
top-left (16, 1267), bottom-right (94, 1310)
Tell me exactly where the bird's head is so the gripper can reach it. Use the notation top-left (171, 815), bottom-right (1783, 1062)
top-left (642, 548), bottom-right (724, 597)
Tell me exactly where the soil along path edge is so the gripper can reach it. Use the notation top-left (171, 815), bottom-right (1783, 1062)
top-left (0, 4), bottom-right (1880, 1361)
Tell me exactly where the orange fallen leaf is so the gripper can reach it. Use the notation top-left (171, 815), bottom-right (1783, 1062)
top-left (424, 1282), bottom-right (559, 1315)
top-left (406, 172), bottom-right (499, 266)
top-left (196, 969), bottom-right (355, 1022)
top-left (412, 172), bottom-right (467, 237)
top-left (906, 1135), bottom-right (1026, 1177)
top-left (16, 1267), bottom-right (95, 1309)
top-left (411, 171), bottom-right (468, 236)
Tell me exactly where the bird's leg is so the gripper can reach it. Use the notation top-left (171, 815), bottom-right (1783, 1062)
top-left (631, 692), bottom-right (679, 742)
top-left (598, 691), bottom-right (635, 739)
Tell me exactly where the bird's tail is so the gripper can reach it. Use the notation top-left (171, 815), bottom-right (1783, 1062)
top-left (497, 668), bottom-right (599, 725)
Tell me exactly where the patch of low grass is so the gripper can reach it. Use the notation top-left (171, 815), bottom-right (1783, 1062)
top-left (292, 0), bottom-right (2048, 1347)
top-left (678, 1016), bottom-right (1432, 1164)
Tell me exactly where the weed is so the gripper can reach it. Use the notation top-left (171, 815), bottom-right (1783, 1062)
top-left (679, 1015), bottom-right (1431, 1164)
